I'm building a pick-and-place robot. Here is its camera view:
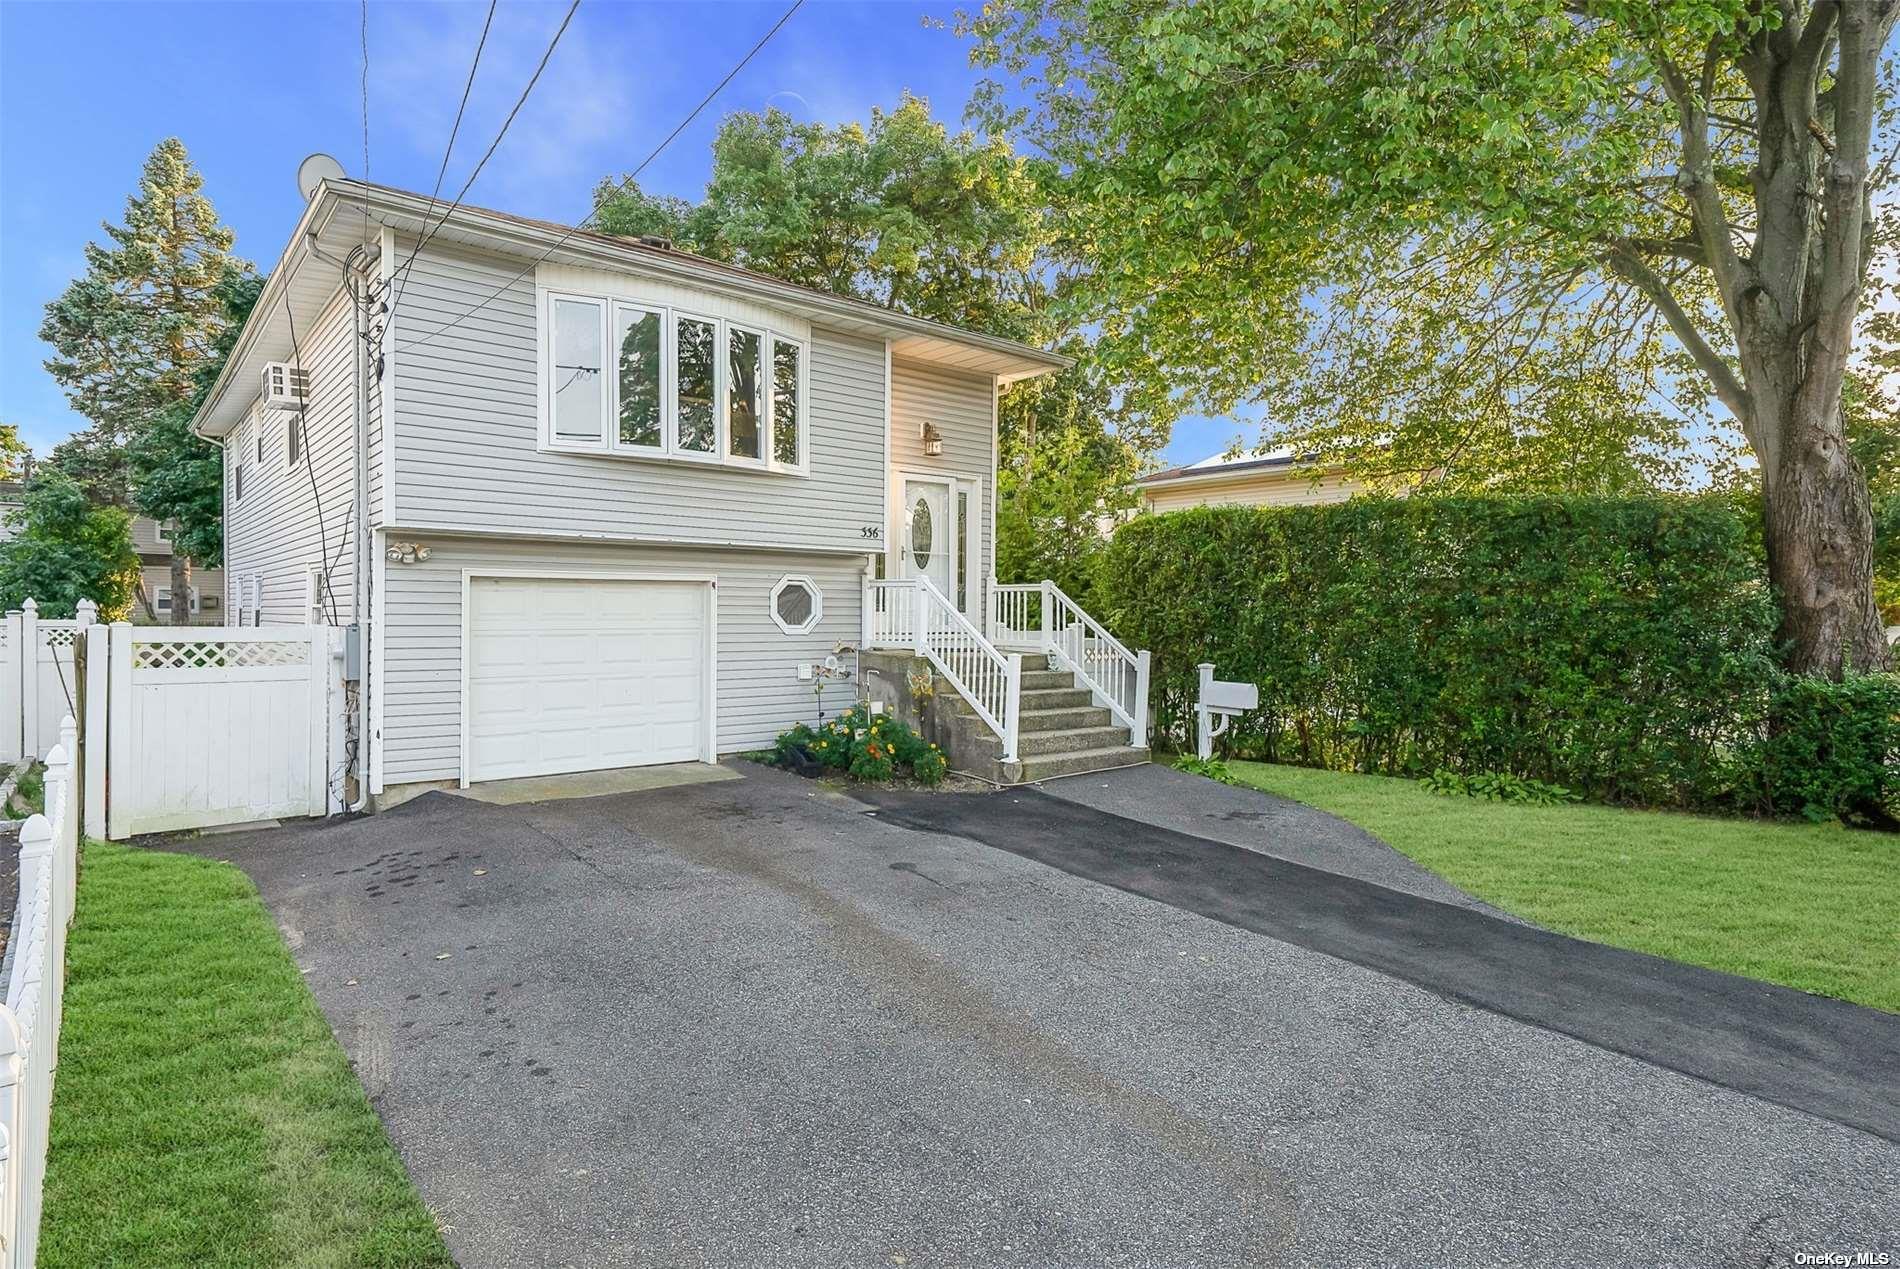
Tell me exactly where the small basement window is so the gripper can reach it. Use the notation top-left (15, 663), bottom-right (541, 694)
top-left (770, 575), bottom-right (822, 636)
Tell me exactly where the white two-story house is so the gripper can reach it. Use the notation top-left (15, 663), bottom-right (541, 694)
top-left (190, 176), bottom-right (1149, 804)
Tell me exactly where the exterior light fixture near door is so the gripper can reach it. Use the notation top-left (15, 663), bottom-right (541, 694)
top-left (920, 420), bottom-right (945, 457)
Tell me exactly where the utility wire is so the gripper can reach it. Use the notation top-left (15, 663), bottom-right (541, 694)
top-left (397, 0), bottom-right (805, 354)
top-left (387, 0), bottom-right (581, 301)
top-left (389, 0), bottom-right (497, 319)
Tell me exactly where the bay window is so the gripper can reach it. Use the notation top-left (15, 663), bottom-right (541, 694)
top-left (542, 288), bottom-right (807, 474)
top-left (614, 304), bottom-right (663, 449)
top-left (772, 339), bottom-right (800, 466)
top-left (727, 326), bottom-right (762, 462)
top-left (551, 297), bottom-right (605, 442)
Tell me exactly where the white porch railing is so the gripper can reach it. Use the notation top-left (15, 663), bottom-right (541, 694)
top-left (0, 713), bottom-right (81, 1268)
top-left (989, 580), bottom-right (1150, 748)
top-left (868, 577), bottom-right (1022, 763)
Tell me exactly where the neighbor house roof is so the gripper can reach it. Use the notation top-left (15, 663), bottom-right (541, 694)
top-left (1137, 448), bottom-right (1315, 489)
top-left (190, 177), bottom-right (1070, 439)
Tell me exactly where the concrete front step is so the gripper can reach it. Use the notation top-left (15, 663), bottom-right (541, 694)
top-left (1015, 724), bottom-right (1133, 756)
top-left (1014, 704), bottom-right (1115, 731)
top-left (1017, 746), bottom-right (1152, 783)
top-left (1018, 686), bottom-right (1095, 711)
top-left (1018, 668), bottom-right (1076, 691)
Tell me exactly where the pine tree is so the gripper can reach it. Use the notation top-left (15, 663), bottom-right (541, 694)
top-left (39, 137), bottom-right (249, 622)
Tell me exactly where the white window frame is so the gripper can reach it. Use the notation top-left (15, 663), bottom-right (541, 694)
top-left (769, 574), bottom-right (823, 636)
top-left (724, 322), bottom-right (768, 470)
top-left (612, 300), bottom-right (668, 457)
top-left (154, 521), bottom-right (172, 543)
top-left (305, 566), bottom-right (328, 624)
top-left (671, 307), bottom-right (724, 464)
top-left (538, 287), bottom-right (808, 477)
top-left (155, 586), bottom-right (201, 615)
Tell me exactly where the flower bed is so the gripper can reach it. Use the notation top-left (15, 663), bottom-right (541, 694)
top-left (774, 705), bottom-right (948, 786)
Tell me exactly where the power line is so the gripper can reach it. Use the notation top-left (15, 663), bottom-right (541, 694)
top-left (359, 0), bottom-right (370, 181)
top-left (397, 0), bottom-right (805, 354)
top-left (387, 0), bottom-right (581, 301)
top-left (388, 0), bottom-right (497, 319)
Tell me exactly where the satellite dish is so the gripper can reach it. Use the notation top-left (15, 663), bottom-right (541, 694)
top-left (296, 153), bottom-right (346, 200)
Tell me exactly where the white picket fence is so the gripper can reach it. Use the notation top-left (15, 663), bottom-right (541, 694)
top-left (0, 714), bottom-right (80, 1268)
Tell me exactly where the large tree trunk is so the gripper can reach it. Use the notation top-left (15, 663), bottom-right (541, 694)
top-left (169, 551), bottom-right (191, 626)
top-left (1758, 392), bottom-right (1890, 677)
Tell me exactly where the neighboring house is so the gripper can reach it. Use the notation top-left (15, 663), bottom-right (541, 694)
top-left (1136, 449), bottom-right (1369, 513)
top-left (190, 176), bottom-right (1150, 804)
top-left (0, 480), bottom-right (222, 625)
top-left (129, 514), bottom-right (225, 626)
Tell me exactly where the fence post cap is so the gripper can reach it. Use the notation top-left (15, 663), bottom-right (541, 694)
top-left (18, 813), bottom-right (52, 853)
top-left (44, 742), bottom-right (68, 770)
top-left (21, 597), bottom-right (36, 614)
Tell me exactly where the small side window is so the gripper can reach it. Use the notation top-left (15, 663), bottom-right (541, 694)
top-left (770, 575), bottom-right (822, 636)
top-left (286, 415), bottom-right (304, 468)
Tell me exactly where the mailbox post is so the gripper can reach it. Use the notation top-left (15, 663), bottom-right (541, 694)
top-left (1195, 662), bottom-right (1259, 761)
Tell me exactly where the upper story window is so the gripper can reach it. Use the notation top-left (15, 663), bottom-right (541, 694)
top-left (154, 521), bottom-right (173, 543)
top-left (543, 288), bottom-right (807, 475)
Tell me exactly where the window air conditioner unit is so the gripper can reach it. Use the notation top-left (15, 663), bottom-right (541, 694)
top-left (261, 362), bottom-right (310, 412)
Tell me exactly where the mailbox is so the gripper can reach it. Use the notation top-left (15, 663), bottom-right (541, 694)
top-left (1196, 662), bottom-right (1258, 760)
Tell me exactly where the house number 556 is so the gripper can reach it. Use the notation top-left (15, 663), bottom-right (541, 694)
top-left (859, 526), bottom-right (882, 539)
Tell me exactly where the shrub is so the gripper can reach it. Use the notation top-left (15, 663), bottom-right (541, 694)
top-left (1419, 769), bottom-right (1580, 806)
top-left (1740, 672), bottom-right (1900, 825)
top-left (1097, 496), bottom-right (1781, 809)
top-left (773, 705), bottom-right (947, 787)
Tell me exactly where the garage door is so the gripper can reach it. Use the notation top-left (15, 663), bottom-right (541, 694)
top-left (466, 576), bottom-right (711, 782)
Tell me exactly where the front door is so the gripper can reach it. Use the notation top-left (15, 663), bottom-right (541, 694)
top-left (898, 476), bottom-right (956, 600)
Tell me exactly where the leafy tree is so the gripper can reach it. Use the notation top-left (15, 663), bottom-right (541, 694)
top-left (39, 137), bottom-right (249, 621)
top-left (0, 470), bottom-right (140, 620)
top-left (966, 0), bottom-right (1900, 676)
top-left (0, 426), bottom-right (30, 482)
top-left (593, 97), bottom-right (1152, 583)
top-left (127, 267), bottom-right (263, 574)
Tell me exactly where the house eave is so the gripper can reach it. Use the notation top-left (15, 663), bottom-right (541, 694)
top-left (350, 180), bottom-right (1068, 381)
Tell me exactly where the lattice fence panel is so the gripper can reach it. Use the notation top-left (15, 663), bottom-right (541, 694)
top-left (132, 640), bottom-right (310, 671)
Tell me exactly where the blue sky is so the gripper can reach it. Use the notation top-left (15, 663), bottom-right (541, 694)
top-left (0, 0), bottom-right (1238, 468)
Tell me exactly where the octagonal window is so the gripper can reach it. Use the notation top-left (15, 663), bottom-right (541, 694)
top-left (771, 575), bottom-right (822, 636)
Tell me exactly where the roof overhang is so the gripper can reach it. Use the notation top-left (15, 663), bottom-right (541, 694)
top-left (192, 180), bottom-right (1069, 439)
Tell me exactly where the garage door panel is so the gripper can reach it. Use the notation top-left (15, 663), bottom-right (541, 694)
top-left (467, 578), bottom-right (710, 782)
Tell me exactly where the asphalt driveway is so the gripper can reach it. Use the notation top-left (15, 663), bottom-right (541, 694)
top-left (196, 763), bottom-right (1900, 1268)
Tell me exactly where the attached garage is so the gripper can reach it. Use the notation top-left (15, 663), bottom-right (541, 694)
top-left (462, 574), bottom-right (715, 783)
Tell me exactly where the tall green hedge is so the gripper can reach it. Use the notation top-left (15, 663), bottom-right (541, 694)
top-left (1098, 497), bottom-right (1786, 807)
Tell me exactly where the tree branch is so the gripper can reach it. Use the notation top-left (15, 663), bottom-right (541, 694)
top-left (1604, 243), bottom-right (1751, 425)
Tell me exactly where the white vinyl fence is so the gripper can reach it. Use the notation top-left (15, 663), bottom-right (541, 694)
top-left (106, 624), bottom-right (341, 839)
top-left (0, 715), bottom-right (81, 1268)
top-left (0, 600), bottom-right (96, 766)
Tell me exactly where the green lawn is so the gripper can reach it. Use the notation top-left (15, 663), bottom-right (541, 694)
top-left (1214, 760), bottom-right (1900, 1014)
top-left (40, 841), bottom-right (453, 1268)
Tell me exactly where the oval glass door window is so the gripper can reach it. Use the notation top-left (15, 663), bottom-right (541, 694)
top-left (910, 497), bottom-right (934, 569)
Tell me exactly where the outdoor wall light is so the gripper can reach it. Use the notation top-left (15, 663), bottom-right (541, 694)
top-left (921, 420), bottom-right (945, 457)
top-left (386, 541), bottom-right (432, 565)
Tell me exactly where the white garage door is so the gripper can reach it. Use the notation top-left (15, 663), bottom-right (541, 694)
top-left (466, 576), bottom-right (711, 782)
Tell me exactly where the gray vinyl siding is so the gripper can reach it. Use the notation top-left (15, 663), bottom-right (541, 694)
top-left (388, 240), bottom-right (886, 552)
top-left (221, 284), bottom-right (360, 624)
top-left (889, 358), bottom-right (997, 580)
top-left (377, 535), bottom-right (864, 786)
